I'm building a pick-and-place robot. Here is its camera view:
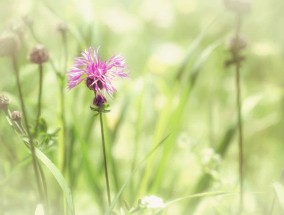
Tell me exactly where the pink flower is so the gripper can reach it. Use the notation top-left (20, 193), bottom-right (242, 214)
top-left (68, 47), bottom-right (127, 97)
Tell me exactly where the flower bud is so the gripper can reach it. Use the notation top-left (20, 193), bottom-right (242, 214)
top-left (93, 94), bottom-right (107, 107)
top-left (0, 94), bottom-right (10, 111)
top-left (0, 32), bottom-right (20, 57)
top-left (11, 110), bottom-right (21, 122)
top-left (57, 22), bottom-right (68, 34)
top-left (229, 35), bottom-right (247, 53)
top-left (29, 44), bottom-right (49, 64)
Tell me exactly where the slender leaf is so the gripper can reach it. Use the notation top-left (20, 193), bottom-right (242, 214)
top-left (35, 148), bottom-right (75, 215)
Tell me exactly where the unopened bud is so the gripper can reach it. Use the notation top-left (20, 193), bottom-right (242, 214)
top-left (29, 44), bottom-right (49, 64)
top-left (0, 32), bottom-right (20, 57)
top-left (93, 94), bottom-right (107, 107)
top-left (57, 22), bottom-right (68, 34)
top-left (11, 111), bottom-right (21, 122)
top-left (229, 35), bottom-right (247, 53)
top-left (0, 94), bottom-right (10, 111)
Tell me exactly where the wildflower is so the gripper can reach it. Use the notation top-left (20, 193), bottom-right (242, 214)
top-left (67, 47), bottom-right (127, 97)
top-left (139, 195), bottom-right (166, 209)
top-left (0, 94), bottom-right (10, 111)
top-left (0, 32), bottom-right (20, 57)
top-left (29, 44), bottom-right (49, 64)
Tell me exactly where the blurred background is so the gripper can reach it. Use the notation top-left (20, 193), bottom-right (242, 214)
top-left (0, 0), bottom-right (284, 214)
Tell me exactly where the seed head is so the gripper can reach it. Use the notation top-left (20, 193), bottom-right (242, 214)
top-left (0, 94), bottom-right (10, 111)
top-left (29, 44), bottom-right (49, 64)
top-left (0, 32), bottom-right (20, 57)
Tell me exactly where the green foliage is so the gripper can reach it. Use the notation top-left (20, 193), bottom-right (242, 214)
top-left (0, 0), bottom-right (283, 215)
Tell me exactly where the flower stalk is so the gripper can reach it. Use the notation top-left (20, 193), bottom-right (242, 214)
top-left (35, 63), bottom-right (43, 135)
top-left (234, 14), bottom-right (244, 213)
top-left (224, 1), bottom-right (250, 211)
top-left (99, 111), bottom-right (111, 205)
top-left (28, 44), bottom-right (49, 135)
top-left (11, 54), bottom-right (49, 214)
top-left (68, 46), bottom-right (127, 208)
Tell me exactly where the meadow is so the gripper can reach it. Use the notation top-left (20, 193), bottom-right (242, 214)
top-left (0, 0), bottom-right (284, 214)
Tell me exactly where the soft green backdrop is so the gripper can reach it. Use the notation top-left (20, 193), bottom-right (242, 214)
top-left (0, 0), bottom-right (284, 214)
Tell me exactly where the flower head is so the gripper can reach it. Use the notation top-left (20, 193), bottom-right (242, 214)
top-left (29, 44), bottom-right (49, 64)
top-left (11, 110), bottom-right (21, 122)
top-left (68, 47), bottom-right (127, 97)
top-left (0, 94), bottom-right (10, 111)
top-left (0, 32), bottom-right (20, 57)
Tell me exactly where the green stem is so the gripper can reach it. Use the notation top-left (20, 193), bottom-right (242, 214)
top-left (236, 54), bottom-right (244, 212)
top-left (5, 109), bottom-right (62, 215)
top-left (99, 111), bottom-right (111, 206)
top-left (235, 14), bottom-right (244, 212)
top-left (35, 63), bottom-right (43, 135)
top-left (58, 78), bottom-right (66, 173)
top-left (11, 54), bottom-right (48, 213)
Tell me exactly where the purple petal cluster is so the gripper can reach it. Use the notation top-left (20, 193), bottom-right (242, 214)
top-left (68, 47), bottom-right (127, 101)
